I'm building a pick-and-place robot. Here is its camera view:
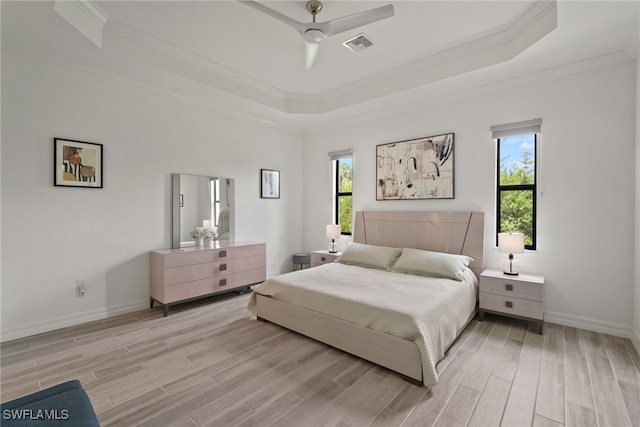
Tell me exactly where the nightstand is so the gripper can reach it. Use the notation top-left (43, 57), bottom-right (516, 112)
top-left (311, 250), bottom-right (342, 267)
top-left (479, 269), bottom-right (545, 334)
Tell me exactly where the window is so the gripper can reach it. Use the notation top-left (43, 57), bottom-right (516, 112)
top-left (330, 150), bottom-right (353, 235)
top-left (492, 119), bottom-right (541, 250)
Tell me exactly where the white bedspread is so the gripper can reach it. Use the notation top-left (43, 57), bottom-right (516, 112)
top-left (247, 262), bottom-right (478, 386)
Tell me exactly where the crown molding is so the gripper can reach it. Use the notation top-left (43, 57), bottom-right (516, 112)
top-left (54, 0), bottom-right (558, 115)
top-left (3, 43), bottom-right (304, 134)
top-left (53, 0), bottom-right (107, 47)
top-left (304, 50), bottom-right (634, 135)
top-left (289, 0), bottom-right (558, 114)
top-left (102, 18), bottom-right (290, 112)
top-left (5, 34), bottom-right (632, 135)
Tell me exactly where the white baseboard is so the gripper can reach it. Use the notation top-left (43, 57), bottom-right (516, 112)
top-left (544, 310), bottom-right (634, 339)
top-left (0, 299), bottom-right (150, 343)
top-left (631, 328), bottom-right (640, 357)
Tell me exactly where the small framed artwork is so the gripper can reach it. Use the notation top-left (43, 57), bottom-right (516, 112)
top-left (376, 132), bottom-right (454, 200)
top-left (260, 169), bottom-right (280, 199)
top-left (54, 138), bottom-right (103, 188)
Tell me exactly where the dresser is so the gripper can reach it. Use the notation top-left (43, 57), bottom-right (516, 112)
top-left (311, 250), bottom-right (342, 267)
top-left (479, 269), bottom-right (545, 334)
top-left (150, 241), bottom-right (266, 316)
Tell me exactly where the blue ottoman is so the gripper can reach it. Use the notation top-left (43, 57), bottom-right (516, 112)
top-left (1, 380), bottom-right (99, 426)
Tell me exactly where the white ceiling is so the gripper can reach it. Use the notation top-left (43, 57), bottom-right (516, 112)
top-left (2, 1), bottom-right (639, 132)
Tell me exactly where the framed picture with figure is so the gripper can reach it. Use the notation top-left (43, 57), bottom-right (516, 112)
top-left (54, 138), bottom-right (103, 188)
top-left (260, 169), bottom-right (280, 199)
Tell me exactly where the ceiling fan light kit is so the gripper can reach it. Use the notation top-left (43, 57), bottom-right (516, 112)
top-left (239, 0), bottom-right (394, 69)
top-left (304, 29), bottom-right (326, 44)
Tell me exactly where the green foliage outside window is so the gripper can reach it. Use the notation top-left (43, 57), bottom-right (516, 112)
top-left (500, 151), bottom-right (535, 185)
top-left (336, 159), bottom-right (353, 234)
top-left (499, 189), bottom-right (534, 246)
top-left (498, 136), bottom-right (536, 248)
top-left (338, 196), bottom-right (352, 234)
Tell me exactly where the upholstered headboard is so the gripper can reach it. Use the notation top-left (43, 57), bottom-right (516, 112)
top-left (353, 211), bottom-right (485, 278)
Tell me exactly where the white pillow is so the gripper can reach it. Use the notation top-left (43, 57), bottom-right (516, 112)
top-left (336, 243), bottom-right (402, 270)
top-left (391, 247), bottom-right (473, 281)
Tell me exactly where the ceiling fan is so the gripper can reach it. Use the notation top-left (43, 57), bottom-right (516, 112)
top-left (239, 1), bottom-right (395, 69)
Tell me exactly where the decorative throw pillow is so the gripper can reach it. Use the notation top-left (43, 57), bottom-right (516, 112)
top-left (336, 243), bottom-right (402, 270)
top-left (391, 247), bottom-right (473, 281)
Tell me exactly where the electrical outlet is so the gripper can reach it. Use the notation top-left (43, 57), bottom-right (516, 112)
top-left (76, 279), bottom-right (86, 297)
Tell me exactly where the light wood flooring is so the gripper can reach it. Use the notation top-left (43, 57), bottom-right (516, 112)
top-left (1, 292), bottom-right (639, 427)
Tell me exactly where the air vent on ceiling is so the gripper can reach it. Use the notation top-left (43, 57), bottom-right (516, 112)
top-left (342, 33), bottom-right (374, 53)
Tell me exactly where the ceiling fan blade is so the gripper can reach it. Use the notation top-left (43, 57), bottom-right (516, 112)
top-left (321, 4), bottom-right (394, 37)
top-left (238, 0), bottom-right (307, 34)
top-left (305, 42), bottom-right (320, 69)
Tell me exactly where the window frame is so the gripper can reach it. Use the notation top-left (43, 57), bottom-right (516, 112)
top-left (333, 156), bottom-right (353, 236)
top-left (496, 134), bottom-right (537, 250)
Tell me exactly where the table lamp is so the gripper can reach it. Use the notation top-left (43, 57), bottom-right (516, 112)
top-left (498, 232), bottom-right (525, 275)
top-left (326, 225), bottom-right (341, 253)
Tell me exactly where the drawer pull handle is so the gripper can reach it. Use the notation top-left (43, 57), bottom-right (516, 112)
top-left (220, 278), bottom-right (227, 286)
top-left (505, 301), bottom-right (513, 308)
top-left (506, 284), bottom-right (513, 291)
top-left (220, 264), bottom-right (227, 271)
top-left (220, 250), bottom-right (227, 258)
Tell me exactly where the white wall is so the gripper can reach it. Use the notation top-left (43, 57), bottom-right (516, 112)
top-left (634, 55), bottom-right (640, 350)
top-left (0, 47), bottom-right (304, 341)
top-left (304, 61), bottom-right (637, 337)
top-left (1, 7), bottom-right (637, 345)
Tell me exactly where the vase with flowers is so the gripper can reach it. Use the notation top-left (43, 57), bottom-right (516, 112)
top-left (191, 227), bottom-right (218, 247)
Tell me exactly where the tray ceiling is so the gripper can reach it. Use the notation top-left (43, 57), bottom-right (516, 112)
top-left (3, 1), bottom-right (638, 130)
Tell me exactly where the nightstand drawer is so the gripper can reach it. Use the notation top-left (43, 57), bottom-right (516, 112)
top-left (311, 251), bottom-right (341, 267)
top-left (480, 276), bottom-right (543, 301)
top-left (479, 292), bottom-right (543, 320)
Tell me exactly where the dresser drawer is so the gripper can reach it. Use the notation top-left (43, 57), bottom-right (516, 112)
top-left (233, 268), bottom-right (266, 287)
top-left (164, 278), bottom-right (216, 303)
top-left (164, 260), bottom-right (236, 286)
top-left (163, 248), bottom-right (235, 268)
top-left (481, 276), bottom-right (543, 301)
top-left (234, 244), bottom-right (266, 259)
top-left (480, 292), bottom-right (543, 320)
top-left (150, 241), bottom-right (267, 315)
top-left (234, 253), bottom-right (266, 270)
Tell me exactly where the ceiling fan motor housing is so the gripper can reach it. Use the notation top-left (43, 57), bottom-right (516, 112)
top-left (306, 1), bottom-right (323, 17)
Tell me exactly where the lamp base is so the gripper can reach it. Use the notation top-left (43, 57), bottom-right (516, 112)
top-left (328, 239), bottom-right (337, 253)
top-left (502, 257), bottom-right (520, 276)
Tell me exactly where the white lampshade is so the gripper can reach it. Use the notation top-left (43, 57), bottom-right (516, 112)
top-left (326, 225), bottom-right (341, 253)
top-left (498, 233), bottom-right (525, 254)
top-left (326, 225), bottom-right (341, 240)
top-left (203, 220), bottom-right (212, 229)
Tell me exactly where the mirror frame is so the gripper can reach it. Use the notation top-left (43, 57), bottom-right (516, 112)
top-left (172, 173), bottom-right (235, 248)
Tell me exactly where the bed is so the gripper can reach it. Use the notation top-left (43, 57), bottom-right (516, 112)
top-left (247, 211), bottom-right (484, 386)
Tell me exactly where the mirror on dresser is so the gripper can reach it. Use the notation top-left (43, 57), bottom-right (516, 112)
top-left (172, 173), bottom-right (235, 248)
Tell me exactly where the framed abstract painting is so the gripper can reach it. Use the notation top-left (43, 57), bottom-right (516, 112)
top-left (376, 133), bottom-right (454, 200)
top-left (260, 169), bottom-right (280, 199)
top-left (54, 138), bottom-right (103, 188)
